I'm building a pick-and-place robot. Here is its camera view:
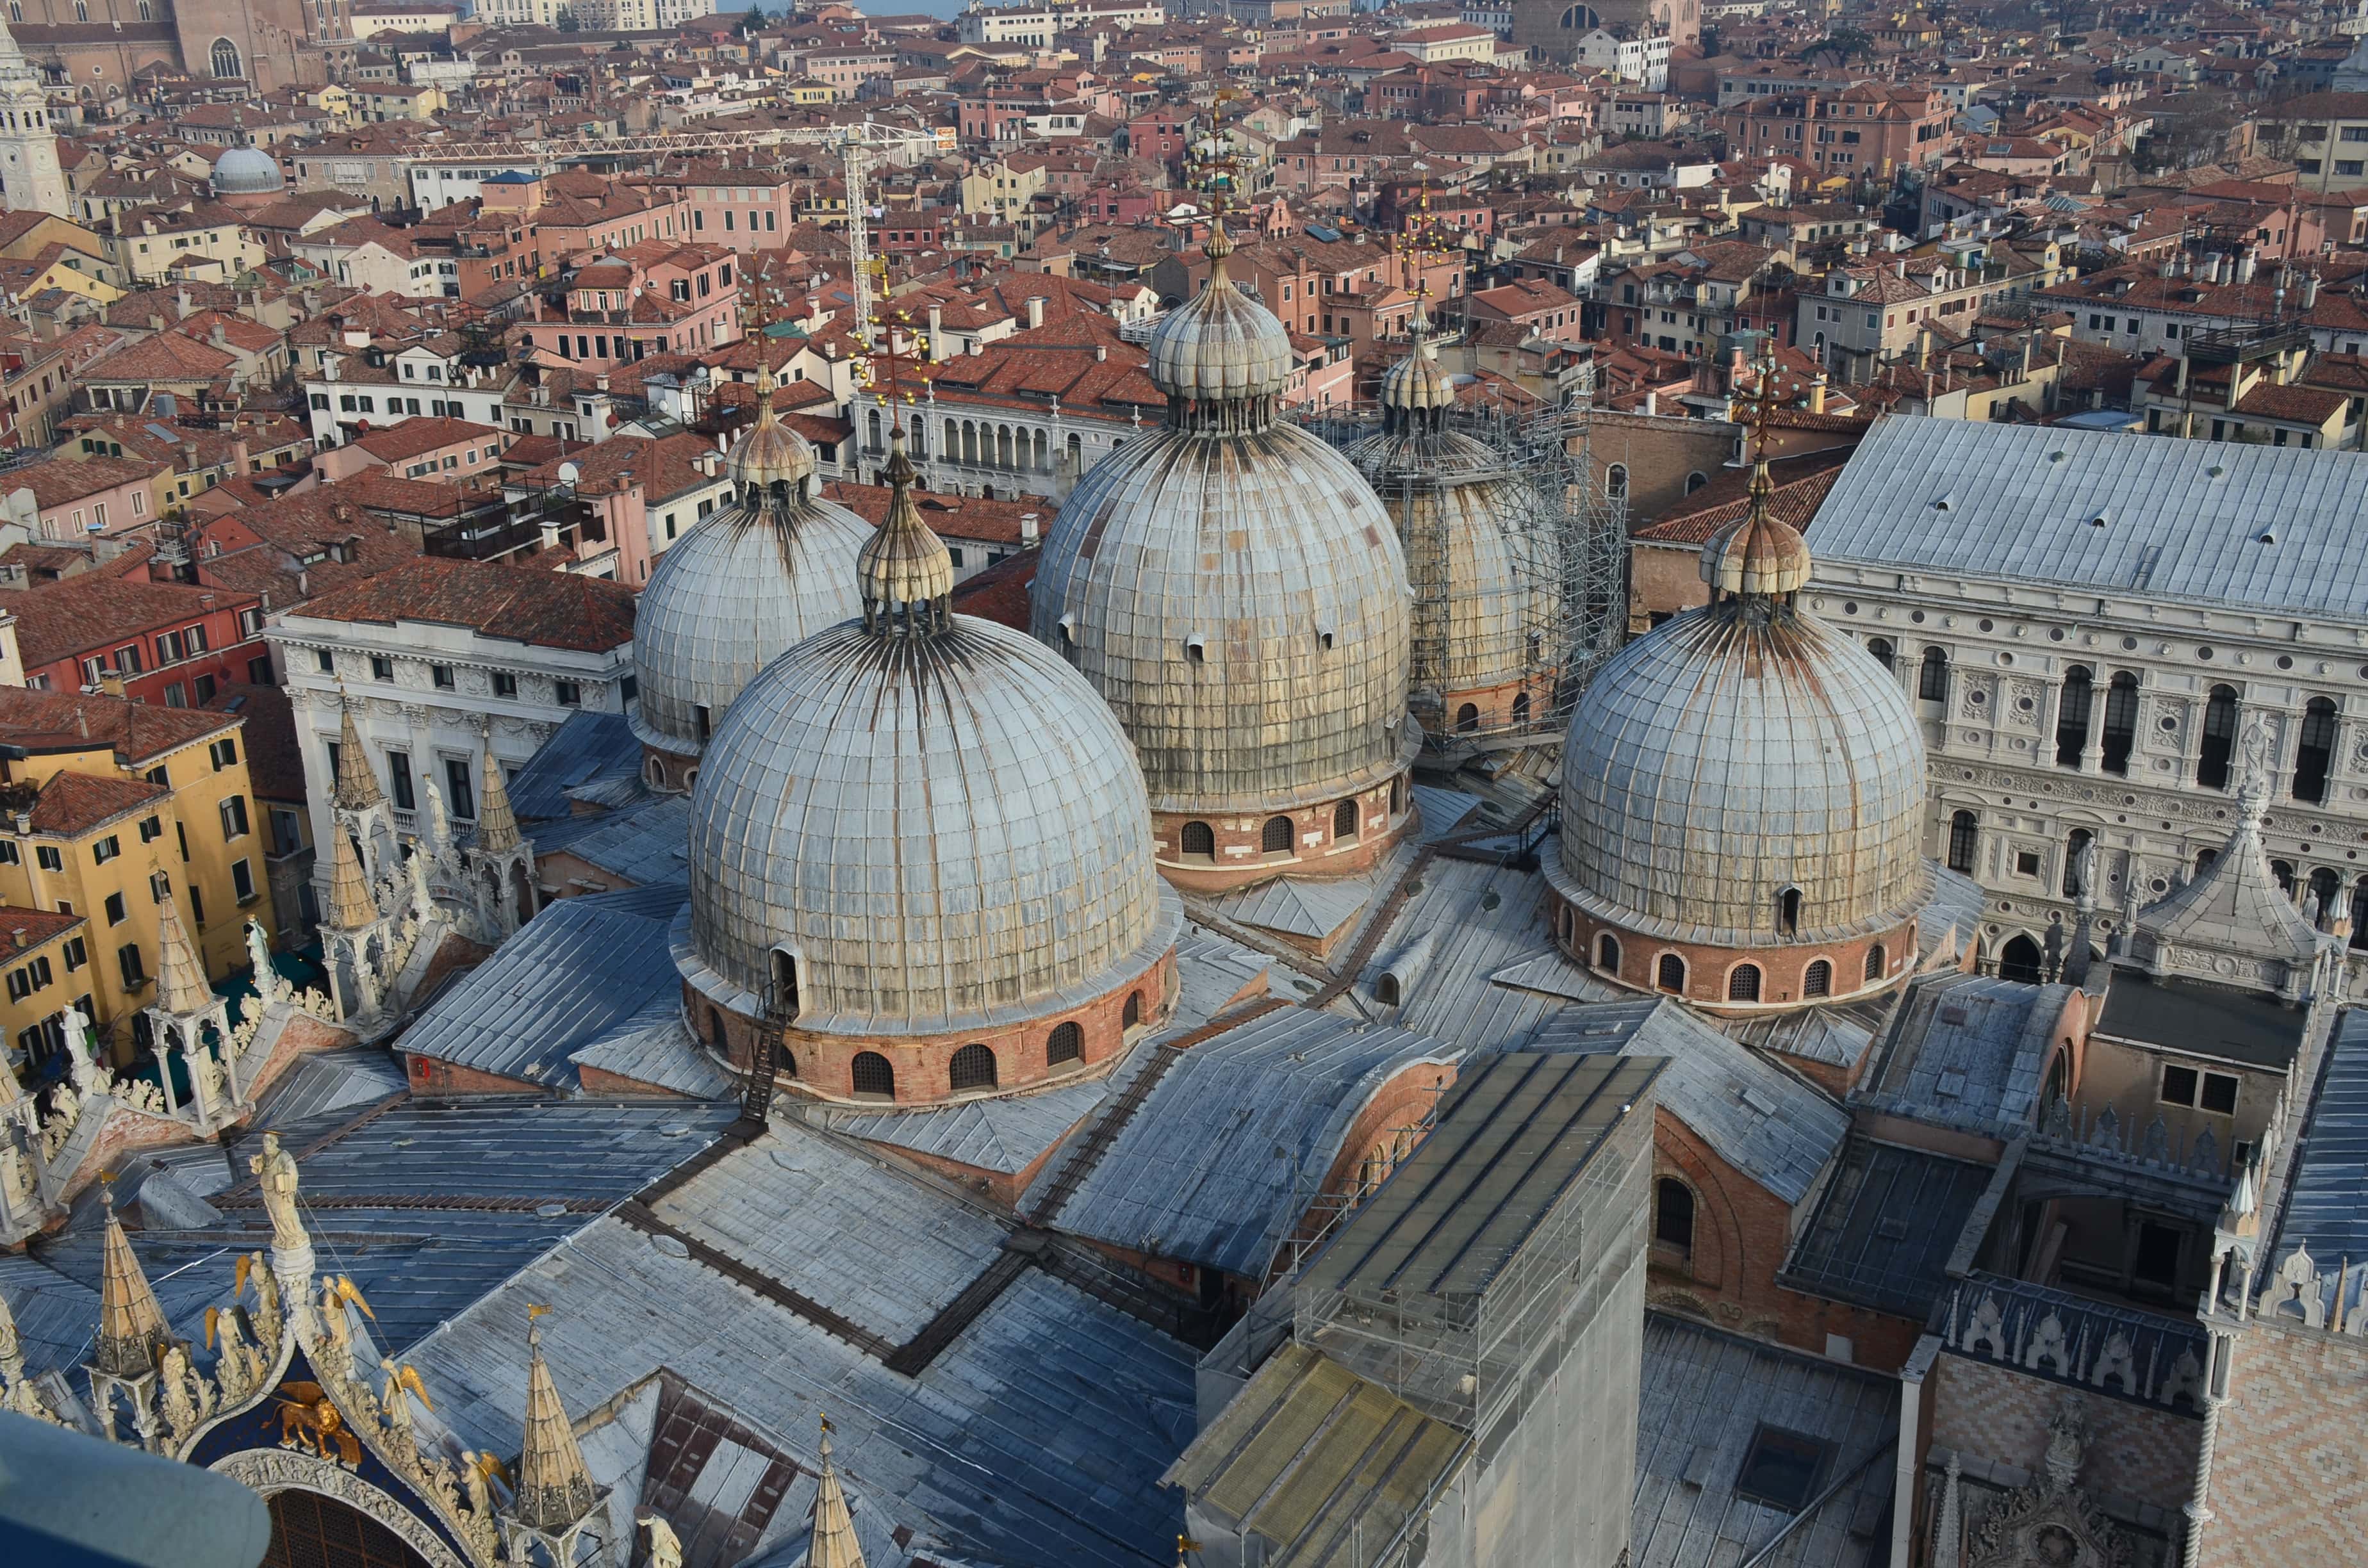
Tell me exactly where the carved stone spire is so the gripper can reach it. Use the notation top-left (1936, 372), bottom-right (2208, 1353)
top-left (331, 697), bottom-right (384, 812)
top-left (475, 735), bottom-right (520, 855)
top-left (511, 1315), bottom-right (601, 1533)
top-left (325, 825), bottom-right (375, 932)
top-left (153, 889), bottom-right (211, 1017)
top-left (810, 1414), bottom-right (867, 1568)
top-left (92, 1187), bottom-right (171, 1380)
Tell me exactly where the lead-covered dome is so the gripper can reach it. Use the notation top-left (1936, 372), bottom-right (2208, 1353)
top-left (1032, 233), bottom-right (1417, 879)
top-left (630, 366), bottom-right (870, 771)
top-left (682, 432), bottom-right (1178, 1048)
top-left (212, 145), bottom-right (282, 196)
top-left (1549, 493), bottom-right (1928, 972)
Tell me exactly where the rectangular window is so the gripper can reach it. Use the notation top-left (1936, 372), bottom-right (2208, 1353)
top-left (371, 655), bottom-right (393, 680)
top-left (210, 737), bottom-right (238, 771)
top-left (232, 858), bottom-right (255, 902)
top-left (445, 756), bottom-right (475, 820)
top-left (188, 884), bottom-right (203, 926)
top-left (554, 680), bottom-right (581, 707)
top-left (2200, 1072), bottom-right (2240, 1115)
top-left (0, 841), bottom-right (15, 865)
top-left (432, 663), bottom-right (454, 689)
top-left (105, 891), bottom-right (126, 926)
top-left (270, 808), bottom-right (302, 856)
top-left (36, 845), bottom-right (61, 872)
top-left (493, 671), bottom-right (518, 698)
top-left (387, 749), bottom-right (415, 812)
top-left (92, 835), bottom-right (120, 866)
top-left (138, 814), bottom-right (161, 843)
top-left (62, 935), bottom-right (85, 972)
top-left (317, 649), bottom-right (334, 673)
top-left (118, 943), bottom-right (145, 988)
top-left (2161, 1065), bottom-right (2198, 1106)
top-left (220, 795), bottom-right (249, 840)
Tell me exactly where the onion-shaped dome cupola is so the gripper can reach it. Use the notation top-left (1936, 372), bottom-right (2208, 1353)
top-left (679, 425), bottom-right (1181, 1105)
top-left (1030, 224), bottom-right (1418, 891)
top-left (1545, 459), bottom-right (1928, 1013)
top-left (629, 357), bottom-right (871, 788)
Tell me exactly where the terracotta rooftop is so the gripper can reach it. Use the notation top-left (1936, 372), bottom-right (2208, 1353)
top-left (287, 555), bottom-right (636, 653)
top-left (0, 685), bottom-right (236, 765)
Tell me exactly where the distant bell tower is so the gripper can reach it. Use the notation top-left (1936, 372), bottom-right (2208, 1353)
top-left (0, 19), bottom-right (65, 220)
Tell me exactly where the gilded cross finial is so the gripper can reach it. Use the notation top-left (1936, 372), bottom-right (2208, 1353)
top-left (1733, 336), bottom-right (1790, 470)
top-left (857, 302), bottom-right (925, 434)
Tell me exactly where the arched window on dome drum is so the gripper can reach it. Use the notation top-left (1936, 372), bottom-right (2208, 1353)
top-left (2197, 685), bottom-right (2239, 790)
top-left (1727, 965), bottom-right (1761, 1002)
top-left (2296, 697), bottom-right (2338, 804)
top-left (695, 705), bottom-right (711, 742)
top-left (949, 1044), bottom-right (998, 1092)
top-left (1802, 959), bottom-right (1830, 999)
top-left (1654, 1178), bottom-right (1693, 1255)
top-left (1262, 815), bottom-right (1295, 854)
top-left (1946, 810), bottom-right (1978, 875)
top-left (1778, 886), bottom-right (1801, 936)
top-left (1390, 776), bottom-right (1404, 815)
top-left (1597, 933), bottom-right (1621, 972)
top-left (769, 950), bottom-right (800, 1022)
top-left (1606, 463), bottom-right (1628, 500)
top-left (2101, 673), bottom-right (2139, 775)
top-left (2049, 666), bottom-right (2093, 769)
top-left (211, 36), bottom-right (241, 78)
top-left (1333, 799), bottom-right (1359, 840)
top-left (707, 1008), bottom-right (727, 1053)
top-left (1455, 703), bottom-right (1480, 733)
top-left (1657, 953), bottom-right (1685, 993)
top-left (1180, 821), bottom-right (1215, 860)
top-left (1918, 647), bottom-right (1949, 703)
top-left (1864, 945), bottom-right (1885, 984)
top-left (1511, 691), bottom-right (1530, 726)
top-left (1866, 637), bottom-right (1894, 672)
top-left (1047, 1021), bottom-right (1082, 1067)
top-left (1124, 990), bottom-right (1143, 1027)
top-left (851, 1051), bottom-right (895, 1100)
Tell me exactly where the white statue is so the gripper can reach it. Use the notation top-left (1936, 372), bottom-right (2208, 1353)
top-left (407, 847), bottom-right (433, 920)
top-left (59, 1003), bottom-right (100, 1096)
top-left (245, 920), bottom-right (284, 1005)
top-left (641, 1513), bottom-right (684, 1568)
top-left (420, 774), bottom-right (452, 859)
top-left (249, 1132), bottom-right (308, 1255)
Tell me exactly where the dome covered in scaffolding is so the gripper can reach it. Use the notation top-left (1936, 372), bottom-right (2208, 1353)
top-left (628, 358), bottom-right (871, 787)
top-left (1349, 314), bottom-right (1563, 742)
top-left (1030, 224), bottom-right (1419, 890)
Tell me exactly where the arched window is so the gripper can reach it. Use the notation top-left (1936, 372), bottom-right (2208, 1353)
top-left (851, 1050), bottom-right (895, 1099)
top-left (2296, 696), bottom-right (2337, 803)
top-left (1918, 646), bottom-right (1950, 703)
top-left (1597, 932), bottom-right (1621, 972)
top-left (1997, 935), bottom-right (2043, 984)
top-left (1864, 944), bottom-right (1885, 983)
top-left (949, 1043), bottom-right (998, 1091)
top-left (2272, 859), bottom-right (2296, 895)
top-left (72, 0), bottom-right (86, 17)
top-left (1180, 820), bottom-right (1215, 860)
top-left (1333, 799), bottom-right (1359, 839)
top-left (1778, 886), bottom-right (1801, 935)
top-left (1657, 952), bottom-right (1685, 992)
top-left (1605, 462), bottom-right (1628, 500)
top-left (1685, 471), bottom-right (1708, 493)
top-left (1560, 3), bottom-right (1602, 26)
top-left (1047, 1021), bottom-right (1083, 1066)
top-left (1455, 703), bottom-right (1479, 733)
top-left (1727, 964), bottom-right (1761, 1002)
top-left (1123, 990), bottom-right (1143, 1027)
top-left (2196, 848), bottom-right (2217, 876)
top-left (2309, 867), bottom-right (2341, 929)
top-left (1802, 959), bottom-right (1831, 999)
top-left (1866, 637), bottom-right (1894, 671)
top-left (866, 407), bottom-right (882, 451)
top-left (707, 1007), bottom-right (727, 1052)
top-left (2101, 673), bottom-right (2139, 774)
top-left (2351, 876), bottom-right (2368, 952)
top-left (2061, 828), bottom-right (2093, 899)
top-left (210, 37), bottom-right (242, 79)
top-left (2055, 666), bottom-right (2093, 767)
top-left (1511, 690), bottom-right (1531, 726)
top-left (769, 949), bottom-right (800, 1020)
top-left (1389, 776), bottom-right (1404, 815)
top-left (1946, 810), bottom-right (1978, 875)
top-left (1654, 1177), bottom-right (1694, 1255)
top-left (2198, 685), bottom-right (2239, 790)
top-left (1262, 815), bottom-right (1295, 854)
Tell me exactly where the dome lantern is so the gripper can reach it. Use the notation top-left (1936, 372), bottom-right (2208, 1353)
top-left (727, 353), bottom-right (818, 500)
top-left (1144, 225), bottom-right (1295, 435)
top-left (855, 425), bottom-right (955, 637)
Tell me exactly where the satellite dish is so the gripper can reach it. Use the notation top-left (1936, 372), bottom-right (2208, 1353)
top-left (557, 461), bottom-right (580, 486)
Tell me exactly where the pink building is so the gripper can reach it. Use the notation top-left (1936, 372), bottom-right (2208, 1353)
top-left (314, 417), bottom-right (512, 485)
top-left (661, 166), bottom-right (803, 253)
top-left (510, 241), bottom-right (741, 372)
top-left (14, 454), bottom-right (161, 541)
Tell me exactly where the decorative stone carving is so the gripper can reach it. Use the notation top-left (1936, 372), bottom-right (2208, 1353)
top-left (211, 1448), bottom-right (470, 1568)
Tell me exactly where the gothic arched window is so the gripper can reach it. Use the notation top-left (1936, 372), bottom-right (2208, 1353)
top-left (211, 37), bottom-right (243, 79)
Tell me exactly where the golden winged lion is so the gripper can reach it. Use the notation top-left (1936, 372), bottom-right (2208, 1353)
top-left (273, 1382), bottom-right (363, 1467)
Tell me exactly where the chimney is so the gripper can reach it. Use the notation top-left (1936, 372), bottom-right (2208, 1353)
top-left (1095, 343), bottom-right (1107, 361)
top-left (1021, 510), bottom-right (1040, 543)
top-left (210, 320), bottom-right (226, 347)
top-left (928, 303), bottom-right (944, 361)
top-left (1026, 295), bottom-right (1046, 330)
top-left (595, 372), bottom-right (610, 392)
top-left (96, 671), bottom-right (120, 699)
top-left (1809, 373), bottom-right (1827, 414)
top-left (176, 286), bottom-right (192, 321)
top-left (2238, 247), bottom-right (2258, 285)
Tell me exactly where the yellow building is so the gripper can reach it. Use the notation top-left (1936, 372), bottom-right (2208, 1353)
top-left (107, 214), bottom-right (267, 286)
top-left (959, 157), bottom-right (1046, 220)
top-left (0, 687), bottom-right (277, 1068)
top-left (0, 904), bottom-right (92, 1069)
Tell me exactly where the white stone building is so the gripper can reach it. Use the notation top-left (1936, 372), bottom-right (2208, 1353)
top-left (1806, 416), bottom-right (2368, 979)
top-left (262, 557), bottom-right (637, 919)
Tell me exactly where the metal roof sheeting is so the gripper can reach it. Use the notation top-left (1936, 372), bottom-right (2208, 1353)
top-left (400, 887), bottom-right (691, 1091)
top-left (1033, 1006), bottom-right (1458, 1278)
top-left (1810, 416), bottom-right (2368, 621)
top-left (1784, 1138), bottom-right (1994, 1318)
top-left (507, 709), bottom-right (642, 822)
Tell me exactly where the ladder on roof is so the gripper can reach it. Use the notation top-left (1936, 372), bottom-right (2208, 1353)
top-left (735, 981), bottom-right (791, 1137)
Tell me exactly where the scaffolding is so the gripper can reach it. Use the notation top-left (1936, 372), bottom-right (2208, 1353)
top-left (1293, 358), bottom-right (1628, 755)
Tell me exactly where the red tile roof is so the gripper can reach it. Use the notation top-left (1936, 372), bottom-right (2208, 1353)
top-left (27, 770), bottom-right (169, 837)
top-left (0, 685), bottom-right (239, 765)
top-left (288, 555), bottom-right (636, 653)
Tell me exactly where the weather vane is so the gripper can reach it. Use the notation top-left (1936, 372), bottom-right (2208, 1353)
top-left (858, 300), bottom-right (926, 434)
